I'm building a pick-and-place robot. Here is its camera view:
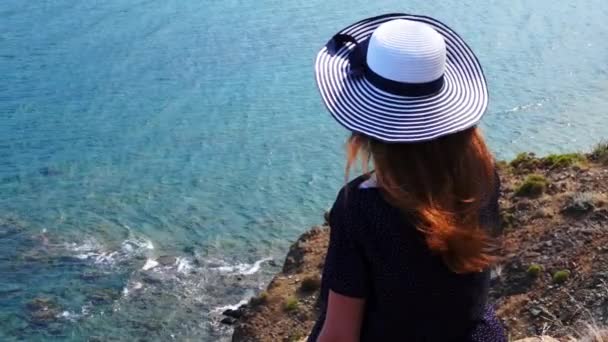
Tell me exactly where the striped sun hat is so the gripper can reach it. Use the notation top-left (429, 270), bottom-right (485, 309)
top-left (314, 13), bottom-right (488, 143)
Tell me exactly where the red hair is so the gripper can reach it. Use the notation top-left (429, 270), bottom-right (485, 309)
top-left (346, 127), bottom-right (496, 274)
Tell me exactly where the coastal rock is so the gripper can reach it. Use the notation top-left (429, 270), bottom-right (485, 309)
top-left (221, 317), bottom-right (237, 325)
top-left (141, 272), bottom-right (163, 284)
top-left (233, 154), bottom-right (608, 341)
top-left (223, 308), bottom-right (244, 319)
top-left (80, 271), bottom-right (103, 281)
top-left (88, 288), bottom-right (120, 304)
top-left (157, 255), bottom-right (177, 266)
top-left (25, 297), bottom-right (60, 326)
top-left (0, 216), bottom-right (26, 238)
top-left (26, 297), bottom-right (58, 312)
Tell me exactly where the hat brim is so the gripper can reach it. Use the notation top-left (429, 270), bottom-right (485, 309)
top-left (315, 13), bottom-right (489, 143)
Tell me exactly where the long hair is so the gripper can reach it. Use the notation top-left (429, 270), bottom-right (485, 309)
top-left (346, 127), bottom-right (496, 274)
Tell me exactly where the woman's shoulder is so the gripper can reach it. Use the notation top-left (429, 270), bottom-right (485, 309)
top-left (342, 173), bottom-right (378, 192)
top-left (331, 173), bottom-right (384, 224)
top-left (335, 174), bottom-right (378, 205)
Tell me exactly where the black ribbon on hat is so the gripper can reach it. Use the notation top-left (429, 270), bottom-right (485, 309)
top-left (326, 33), bottom-right (445, 97)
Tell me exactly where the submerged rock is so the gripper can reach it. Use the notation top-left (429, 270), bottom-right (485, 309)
top-left (25, 297), bottom-right (61, 326)
top-left (79, 271), bottom-right (103, 281)
top-left (26, 297), bottom-right (58, 312)
top-left (88, 288), bottom-right (120, 304)
top-left (141, 272), bottom-right (163, 284)
top-left (157, 255), bottom-right (177, 266)
top-left (0, 217), bottom-right (25, 238)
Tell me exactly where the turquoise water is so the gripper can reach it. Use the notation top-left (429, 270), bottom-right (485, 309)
top-left (1, 0), bottom-right (607, 340)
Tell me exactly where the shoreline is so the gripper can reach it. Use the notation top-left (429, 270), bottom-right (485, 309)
top-left (229, 145), bottom-right (608, 341)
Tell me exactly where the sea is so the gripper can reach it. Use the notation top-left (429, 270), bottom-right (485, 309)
top-left (1, 0), bottom-right (607, 340)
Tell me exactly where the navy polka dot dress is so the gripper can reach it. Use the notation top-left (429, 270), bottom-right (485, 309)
top-left (309, 174), bottom-right (507, 342)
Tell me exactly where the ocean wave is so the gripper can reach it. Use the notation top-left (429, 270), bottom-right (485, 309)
top-left (504, 101), bottom-right (545, 114)
top-left (211, 257), bottom-right (272, 276)
top-left (60, 310), bottom-right (80, 322)
top-left (176, 257), bottom-right (192, 274)
top-left (122, 281), bottom-right (144, 297)
top-left (141, 258), bottom-right (159, 271)
top-left (212, 298), bottom-right (249, 314)
top-left (65, 236), bottom-right (155, 266)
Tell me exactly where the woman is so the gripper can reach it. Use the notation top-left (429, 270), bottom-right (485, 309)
top-left (309, 14), bottom-right (507, 341)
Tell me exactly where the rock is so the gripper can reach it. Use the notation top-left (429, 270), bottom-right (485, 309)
top-left (141, 272), bottom-right (163, 284)
top-left (26, 297), bottom-right (58, 312)
top-left (323, 211), bottom-right (330, 225)
top-left (80, 271), bottom-right (102, 281)
top-left (221, 317), bottom-right (237, 325)
top-left (25, 297), bottom-right (60, 326)
top-left (29, 309), bottom-right (59, 325)
top-left (590, 208), bottom-right (608, 221)
top-left (88, 288), bottom-right (120, 304)
top-left (182, 246), bottom-right (196, 255)
top-left (223, 308), bottom-right (244, 319)
top-left (157, 255), bottom-right (177, 266)
top-left (515, 199), bottom-right (532, 210)
top-left (562, 202), bottom-right (594, 216)
top-left (531, 208), bottom-right (552, 219)
top-left (529, 307), bottom-right (541, 317)
top-left (0, 221), bottom-right (24, 238)
top-left (561, 193), bottom-right (596, 216)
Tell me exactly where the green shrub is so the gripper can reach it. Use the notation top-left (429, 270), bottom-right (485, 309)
top-left (500, 212), bottom-right (517, 229)
top-left (527, 264), bottom-right (543, 277)
top-left (510, 152), bottom-right (539, 171)
top-left (287, 333), bottom-right (304, 342)
top-left (249, 291), bottom-right (268, 306)
top-left (283, 297), bottom-right (299, 312)
top-left (591, 141), bottom-right (608, 165)
top-left (300, 275), bottom-right (321, 293)
top-left (515, 174), bottom-right (549, 197)
top-left (541, 153), bottom-right (586, 169)
top-left (552, 270), bottom-right (570, 284)
top-left (495, 160), bottom-right (509, 171)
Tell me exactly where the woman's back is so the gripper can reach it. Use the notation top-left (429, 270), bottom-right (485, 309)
top-left (309, 174), bottom-right (505, 341)
top-left (311, 13), bottom-right (506, 342)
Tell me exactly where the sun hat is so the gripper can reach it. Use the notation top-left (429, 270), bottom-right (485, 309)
top-left (315, 13), bottom-right (488, 142)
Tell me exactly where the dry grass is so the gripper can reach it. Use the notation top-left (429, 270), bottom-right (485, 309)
top-left (591, 141), bottom-right (608, 165)
top-left (567, 325), bottom-right (608, 341)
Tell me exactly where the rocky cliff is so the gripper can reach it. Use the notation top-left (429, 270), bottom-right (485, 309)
top-left (230, 144), bottom-right (608, 342)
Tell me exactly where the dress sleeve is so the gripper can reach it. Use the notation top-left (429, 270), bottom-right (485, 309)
top-left (323, 187), bottom-right (369, 298)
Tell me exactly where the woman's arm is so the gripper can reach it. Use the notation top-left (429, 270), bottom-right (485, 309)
top-left (316, 290), bottom-right (366, 342)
